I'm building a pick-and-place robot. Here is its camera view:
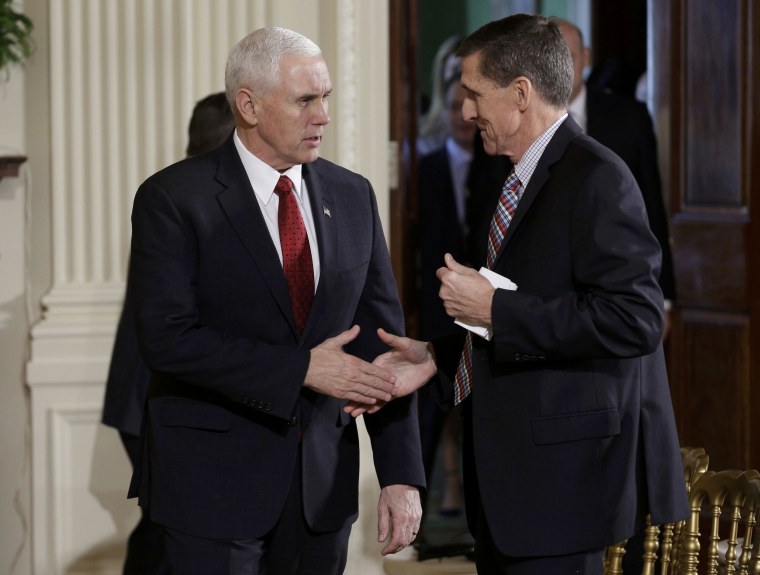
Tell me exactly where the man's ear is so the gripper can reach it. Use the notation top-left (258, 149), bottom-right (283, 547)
top-left (235, 88), bottom-right (257, 126)
top-left (513, 76), bottom-right (531, 111)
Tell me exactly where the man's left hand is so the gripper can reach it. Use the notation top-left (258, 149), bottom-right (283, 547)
top-left (437, 253), bottom-right (495, 326)
top-left (377, 484), bottom-right (422, 556)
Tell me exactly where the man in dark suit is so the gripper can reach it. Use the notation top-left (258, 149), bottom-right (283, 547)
top-left (102, 91), bottom-right (234, 575)
top-left (126, 27), bottom-right (426, 574)
top-left (362, 14), bottom-right (689, 574)
top-left (554, 18), bottom-right (677, 331)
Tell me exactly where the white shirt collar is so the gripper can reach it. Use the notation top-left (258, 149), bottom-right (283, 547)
top-left (513, 113), bottom-right (567, 191)
top-left (233, 130), bottom-right (304, 203)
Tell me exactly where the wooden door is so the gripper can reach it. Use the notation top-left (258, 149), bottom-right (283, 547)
top-left (650, 0), bottom-right (760, 471)
top-left (388, 0), bottom-right (421, 336)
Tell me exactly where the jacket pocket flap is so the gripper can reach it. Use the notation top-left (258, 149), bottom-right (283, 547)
top-left (157, 400), bottom-right (232, 431)
top-left (531, 408), bottom-right (620, 445)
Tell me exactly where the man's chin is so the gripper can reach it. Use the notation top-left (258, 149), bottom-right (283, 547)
top-left (299, 150), bottom-right (321, 164)
top-left (482, 139), bottom-right (497, 156)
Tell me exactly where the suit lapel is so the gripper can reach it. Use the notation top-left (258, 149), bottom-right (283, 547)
top-left (301, 161), bottom-right (337, 342)
top-left (214, 139), bottom-right (296, 331)
top-left (490, 117), bottom-right (581, 268)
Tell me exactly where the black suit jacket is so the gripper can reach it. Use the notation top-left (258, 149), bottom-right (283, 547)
top-left (435, 117), bottom-right (688, 557)
top-left (127, 136), bottom-right (425, 539)
top-left (586, 88), bottom-right (676, 300)
top-left (102, 277), bottom-right (150, 439)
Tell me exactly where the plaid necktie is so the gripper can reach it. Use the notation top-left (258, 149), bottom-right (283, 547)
top-left (274, 175), bottom-right (314, 337)
top-left (453, 168), bottom-right (521, 404)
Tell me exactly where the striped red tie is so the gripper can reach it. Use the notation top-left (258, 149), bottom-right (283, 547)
top-left (453, 168), bottom-right (520, 404)
top-left (274, 175), bottom-right (314, 337)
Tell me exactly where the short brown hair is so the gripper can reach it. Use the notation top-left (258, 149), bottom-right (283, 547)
top-left (457, 13), bottom-right (573, 109)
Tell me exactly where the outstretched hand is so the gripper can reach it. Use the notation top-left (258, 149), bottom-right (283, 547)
top-left (374, 328), bottom-right (436, 396)
top-left (306, 325), bottom-right (397, 406)
top-left (343, 328), bottom-right (436, 417)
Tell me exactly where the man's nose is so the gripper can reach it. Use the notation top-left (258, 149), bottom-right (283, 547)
top-left (314, 101), bottom-right (330, 125)
top-left (461, 99), bottom-right (476, 122)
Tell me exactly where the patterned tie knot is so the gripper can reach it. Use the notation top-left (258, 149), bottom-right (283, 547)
top-left (504, 170), bottom-right (520, 194)
top-left (275, 175), bottom-right (294, 197)
top-left (486, 168), bottom-right (521, 269)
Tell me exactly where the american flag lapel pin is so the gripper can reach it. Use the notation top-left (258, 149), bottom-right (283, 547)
top-left (323, 206), bottom-right (331, 218)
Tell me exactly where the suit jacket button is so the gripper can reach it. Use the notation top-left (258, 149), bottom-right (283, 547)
top-left (264, 402), bottom-right (272, 411)
top-left (289, 416), bottom-right (297, 426)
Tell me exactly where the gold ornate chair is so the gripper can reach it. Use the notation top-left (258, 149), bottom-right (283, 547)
top-left (680, 446), bottom-right (712, 490)
top-left (604, 446), bottom-right (710, 575)
top-left (675, 468), bottom-right (760, 574)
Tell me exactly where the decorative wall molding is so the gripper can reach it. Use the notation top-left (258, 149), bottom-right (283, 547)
top-left (29, 387), bottom-right (137, 574)
top-left (335, 0), bottom-right (358, 170)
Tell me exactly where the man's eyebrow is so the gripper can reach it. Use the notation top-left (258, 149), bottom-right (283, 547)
top-left (460, 82), bottom-right (479, 95)
top-left (299, 89), bottom-right (332, 100)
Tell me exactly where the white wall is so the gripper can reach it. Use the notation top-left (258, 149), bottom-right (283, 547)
top-left (1, 1), bottom-right (393, 573)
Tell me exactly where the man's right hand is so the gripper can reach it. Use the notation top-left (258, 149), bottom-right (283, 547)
top-left (343, 328), bottom-right (437, 418)
top-left (304, 325), bottom-right (397, 405)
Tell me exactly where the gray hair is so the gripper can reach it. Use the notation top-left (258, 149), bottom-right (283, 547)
top-left (457, 13), bottom-right (573, 109)
top-left (225, 27), bottom-right (322, 111)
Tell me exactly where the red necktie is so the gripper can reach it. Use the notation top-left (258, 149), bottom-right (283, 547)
top-left (274, 175), bottom-right (314, 337)
top-left (453, 168), bottom-right (521, 404)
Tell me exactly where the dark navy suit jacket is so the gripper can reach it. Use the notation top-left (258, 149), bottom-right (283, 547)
top-left (125, 136), bottom-right (424, 539)
top-left (586, 88), bottom-right (676, 300)
top-left (434, 117), bottom-right (688, 557)
top-left (102, 283), bottom-right (149, 439)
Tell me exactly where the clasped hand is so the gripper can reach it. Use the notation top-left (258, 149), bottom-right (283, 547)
top-left (343, 328), bottom-right (437, 417)
top-left (340, 254), bottom-right (491, 416)
top-left (311, 256), bottom-right (498, 417)
top-left (304, 325), bottom-right (398, 406)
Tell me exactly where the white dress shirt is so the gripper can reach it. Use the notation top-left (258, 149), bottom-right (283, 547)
top-left (233, 130), bottom-right (321, 288)
top-left (445, 136), bottom-right (474, 227)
